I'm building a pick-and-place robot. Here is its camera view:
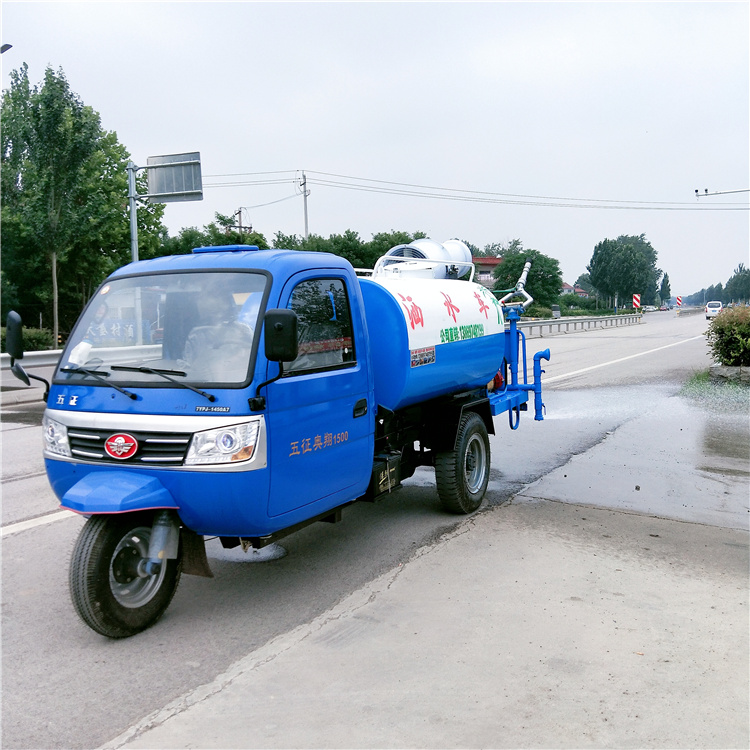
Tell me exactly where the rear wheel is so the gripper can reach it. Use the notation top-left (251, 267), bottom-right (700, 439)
top-left (69, 514), bottom-right (181, 638)
top-left (435, 412), bottom-right (490, 514)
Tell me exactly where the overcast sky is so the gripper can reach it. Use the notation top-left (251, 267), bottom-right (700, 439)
top-left (2, 1), bottom-right (748, 296)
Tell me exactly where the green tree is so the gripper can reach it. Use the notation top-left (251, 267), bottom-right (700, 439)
top-left (707, 283), bottom-right (724, 303)
top-left (269, 229), bottom-right (427, 269)
top-left (725, 263), bottom-right (750, 303)
top-left (163, 213), bottom-right (269, 256)
top-left (1, 271), bottom-right (20, 322)
top-left (202, 212), bottom-right (269, 249)
top-left (492, 244), bottom-right (562, 308)
top-left (461, 240), bottom-right (480, 256)
top-left (475, 239), bottom-right (523, 258)
top-left (2, 64), bottom-right (100, 340)
top-left (574, 273), bottom-right (595, 295)
top-left (659, 273), bottom-right (671, 303)
top-left (273, 231), bottom-right (303, 250)
top-left (2, 64), bottom-right (166, 335)
top-left (587, 234), bottom-right (660, 307)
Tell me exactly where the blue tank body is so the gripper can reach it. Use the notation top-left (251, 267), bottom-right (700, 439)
top-left (359, 276), bottom-right (506, 411)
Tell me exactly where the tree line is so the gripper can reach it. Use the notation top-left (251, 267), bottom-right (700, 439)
top-left (3, 63), bottom-right (722, 339)
top-left (683, 264), bottom-right (750, 307)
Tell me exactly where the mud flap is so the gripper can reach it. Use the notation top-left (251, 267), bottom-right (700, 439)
top-left (181, 527), bottom-right (214, 578)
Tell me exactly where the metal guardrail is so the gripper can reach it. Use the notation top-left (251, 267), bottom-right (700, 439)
top-left (1, 344), bottom-right (163, 371)
top-left (1, 350), bottom-right (62, 370)
top-left (516, 313), bottom-right (642, 338)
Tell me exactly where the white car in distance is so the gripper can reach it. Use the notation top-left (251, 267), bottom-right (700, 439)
top-left (705, 300), bottom-right (723, 319)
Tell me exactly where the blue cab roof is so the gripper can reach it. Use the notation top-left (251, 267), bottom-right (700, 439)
top-left (108, 246), bottom-right (353, 279)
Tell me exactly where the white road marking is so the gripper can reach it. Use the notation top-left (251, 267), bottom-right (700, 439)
top-left (1, 510), bottom-right (74, 537)
top-left (544, 335), bottom-right (705, 384)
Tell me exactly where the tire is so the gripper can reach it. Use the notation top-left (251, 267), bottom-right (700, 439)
top-left (435, 412), bottom-right (491, 514)
top-left (69, 513), bottom-right (182, 638)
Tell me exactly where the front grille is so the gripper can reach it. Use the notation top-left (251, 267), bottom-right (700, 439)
top-left (67, 428), bottom-right (191, 466)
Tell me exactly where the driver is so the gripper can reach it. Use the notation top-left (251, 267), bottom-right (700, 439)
top-left (180, 289), bottom-right (253, 381)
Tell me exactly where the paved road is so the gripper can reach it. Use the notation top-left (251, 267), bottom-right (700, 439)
top-left (2, 311), bottom-right (747, 749)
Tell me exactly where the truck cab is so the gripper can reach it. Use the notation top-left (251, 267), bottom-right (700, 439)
top-left (45, 246), bottom-right (375, 537)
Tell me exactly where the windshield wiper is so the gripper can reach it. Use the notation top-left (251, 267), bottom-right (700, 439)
top-left (60, 366), bottom-right (137, 400)
top-left (111, 365), bottom-right (216, 402)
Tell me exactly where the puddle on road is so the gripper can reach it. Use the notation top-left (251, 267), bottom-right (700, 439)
top-left (1, 402), bottom-right (46, 428)
top-left (699, 418), bottom-right (750, 480)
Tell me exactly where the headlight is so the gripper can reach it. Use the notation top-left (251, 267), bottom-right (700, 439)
top-left (43, 415), bottom-right (71, 457)
top-left (185, 420), bottom-right (261, 466)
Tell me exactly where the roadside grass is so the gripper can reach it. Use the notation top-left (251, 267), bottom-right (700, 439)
top-left (679, 370), bottom-right (750, 413)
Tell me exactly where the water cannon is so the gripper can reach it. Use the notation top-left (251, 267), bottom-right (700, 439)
top-left (497, 260), bottom-right (534, 311)
top-left (373, 238), bottom-right (474, 280)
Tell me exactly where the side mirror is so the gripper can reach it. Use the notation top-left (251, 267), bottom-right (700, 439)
top-left (249, 309), bottom-right (299, 412)
top-left (5, 311), bottom-right (30, 385)
top-left (264, 309), bottom-right (298, 363)
top-left (5, 311), bottom-right (25, 361)
top-left (4, 310), bottom-right (50, 397)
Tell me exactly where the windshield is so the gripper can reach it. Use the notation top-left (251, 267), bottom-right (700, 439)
top-left (57, 271), bottom-right (267, 387)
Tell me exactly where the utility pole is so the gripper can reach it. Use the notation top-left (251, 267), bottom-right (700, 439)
top-left (228, 208), bottom-right (252, 240)
top-left (235, 208), bottom-right (244, 241)
top-left (301, 171), bottom-right (309, 240)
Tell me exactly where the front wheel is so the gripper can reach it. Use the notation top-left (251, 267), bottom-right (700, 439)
top-left (435, 412), bottom-right (491, 514)
top-left (69, 513), bottom-right (182, 638)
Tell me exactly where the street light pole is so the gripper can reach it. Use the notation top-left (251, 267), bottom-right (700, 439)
top-left (127, 161), bottom-right (140, 263)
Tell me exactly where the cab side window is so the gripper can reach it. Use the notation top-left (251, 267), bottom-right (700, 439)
top-left (286, 279), bottom-right (356, 375)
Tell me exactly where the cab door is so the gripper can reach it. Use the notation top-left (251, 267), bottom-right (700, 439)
top-left (266, 273), bottom-right (374, 518)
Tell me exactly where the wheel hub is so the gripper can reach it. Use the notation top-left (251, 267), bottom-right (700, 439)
top-left (112, 546), bottom-right (142, 584)
top-left (109, 527), bottom-right (168, 608)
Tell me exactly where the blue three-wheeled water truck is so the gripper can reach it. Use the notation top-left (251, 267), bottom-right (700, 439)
top-left (7, 238), bottom-right (549, 637)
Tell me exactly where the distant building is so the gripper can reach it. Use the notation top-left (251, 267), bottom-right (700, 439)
top-left (560, 282), bottom-right (589, 298)
top-left (472, 256), bottom-right (503, 289)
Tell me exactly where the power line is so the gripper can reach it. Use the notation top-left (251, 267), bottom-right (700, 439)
top-left (236, 194), bottom-right (301, 210)
top-left (204, 170), bottom-right (298, 178)
top-left (306, 170), bottom-right (700, 207)
top-left (200, 168), bottom-right (749, 211)
top-left (204, 178), bottom-right (297, 188)
top-left (307, 176), bottom-right (747, 211)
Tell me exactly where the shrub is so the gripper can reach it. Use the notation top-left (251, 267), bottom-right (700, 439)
top-left (705, 306), bottom-right (750, 366)
top-left (561, 307), bottom-right (597, 317)
top-left (525, 304), bottom-right (553, 319)
top-left (1, 326), bottom-right (55, 353)
top-left (566, 295), bottom-right (599, 312)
